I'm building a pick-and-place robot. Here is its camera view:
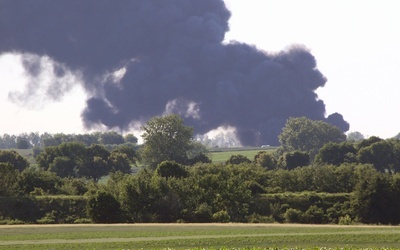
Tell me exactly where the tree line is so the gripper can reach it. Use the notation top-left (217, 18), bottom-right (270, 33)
top-left (1, 115), bottom-right (400, 225)
top-left (0, 131), bottom-right (138, 149)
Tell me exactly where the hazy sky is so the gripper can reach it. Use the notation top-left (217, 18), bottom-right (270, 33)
top-left (0, 0), bottom-right (399, 139)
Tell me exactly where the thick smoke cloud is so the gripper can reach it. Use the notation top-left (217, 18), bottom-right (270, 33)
top-left (0, 0), bottom-right (349, 146)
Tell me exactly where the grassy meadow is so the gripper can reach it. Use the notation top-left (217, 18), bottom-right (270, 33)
top-left (9, 146), bottom-right (276, 165)
top-left (210, 147), bottom-right (276, 163)
top-left (1, 223), bottom-right (400, 249)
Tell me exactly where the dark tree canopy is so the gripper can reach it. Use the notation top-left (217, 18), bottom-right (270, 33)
top-left (0, 150), bottom-right (30, 172)
top-left (225, 154), bottom-right (252, 165)
top-left (315, 142), bottom-right (357, 166)
top-left (141, 114), bottom-right (194, 169)
top-left (283, 151), bottom-right (310, 170)
top-left (279, 117), bottom-right (346, 159)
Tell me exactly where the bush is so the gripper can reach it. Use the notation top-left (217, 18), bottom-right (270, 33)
top-left (338, 214), bottom-right (353, 225)
top-left (284, 208), bottom-right (303, 223)
top-left (225, 154), bottom-right (251, 165)
top-left (303, 205), bottom-right (326, 224)
top-left (0, 217), bottom-right (25, 225)
top-left (87, 191), bottom-right (122, 223)
top-left (37, 211), bottom-right (57, 224)
top-left (212, 210), bottom-right (231, 223)
top-left (246, 213), bottom-right (275, 223)
top-left (155, 161), bottom-right (188, 179)
top-left (193, 203), bottom-right (213, 222)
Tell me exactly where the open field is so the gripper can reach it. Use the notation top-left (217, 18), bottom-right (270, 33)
top-left (0, 223), bottom-right (400, 249)
top-left (210, 147), bottom-right (276, 163)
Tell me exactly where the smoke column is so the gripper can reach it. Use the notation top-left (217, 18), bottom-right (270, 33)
top-left (0, 0), bottom-right (349, 146)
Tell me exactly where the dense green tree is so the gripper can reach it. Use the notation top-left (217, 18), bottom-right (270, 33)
top-left (352, 165), bottom-right (398, 224)
top-left (87, 191), bottom-right (122, 223)
top-left (0, 163), bottom-right (19, 196)
top-left (100, 131), bottom-right (125, 145)
top-left (120, 170), bottom-right (163, 222)
top-left (186, 141), bottom-right (211, 165)
top-left (28, 132), bottom-right (41, 148)
top-left (357, 139), bottom-right (400, 173)
top-left (107, 151), bottom-right (131, 174)
top-left (0, 134), bottom-right (17, 149)
top-left (41, 133), bottom-right (74, 147)
top-left (155, 161), bottom-right (188, 179)
top-left (113, 144), bottom-right (140, 166)
top-left (17, 168), bottom-right (61, 195)
top-left (59, 177), bottom-right (88, 195)
top-left (282, 151), bottom-right (310, 170)
top-left (16, 134), bottom-right (31, 149)
top-left (278, 117), bottom-right (346, 159)
top-left (226, 154), bottom-right (251, 165)
top-left (49, 156), bottom-right (76, 178)
top-left (74, 133), bottom-right (100, 146)
top-left (315, 142), bottom-right (357, 166)
top-left (141, 114), bottom-right (194, 169)
top-left (357, 136), bottom-right (382, 150)
top-left (79, 144), bottom-right (111, 180)
top-left (254, 151), bottom-right (277, 170)
top-left (37, 142), bottom-right (120, 179)
top-left (0, 150), bottom-right (30, 171)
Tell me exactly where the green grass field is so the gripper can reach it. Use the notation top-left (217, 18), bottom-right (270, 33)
top-left (7, 147), bottom-right (275, 165)
top-left (1, 223), bottom-right (399, 249)
top-left (210, 147), bottom-right (276, 163)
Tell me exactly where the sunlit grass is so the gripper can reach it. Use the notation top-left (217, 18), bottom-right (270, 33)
top-left (1, 224), bottom-right (399, 249)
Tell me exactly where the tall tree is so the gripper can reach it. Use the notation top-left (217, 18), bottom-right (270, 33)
top-left (0, 150), bottom-right (30, 171)
top-left (100, 131), bottom-right (125, 145)
top-left (315, 142), bottom-right (357, 166)
top-left (141, 114), bottom-right (194, 169)
top-left (278, 117), bottom-right (346, 159)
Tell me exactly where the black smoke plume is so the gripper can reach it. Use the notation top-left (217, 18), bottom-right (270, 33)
top-left (0, 0), bottom-right (349, 146)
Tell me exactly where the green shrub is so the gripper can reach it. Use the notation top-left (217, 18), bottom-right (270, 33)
top-left (246, 213), bottom-right (275, 223)
top-left (338, 214), bottom-right (353, 225)
top-left (303, 205), bottom-right (326, 224)
top-left (0, 218), bottom-right (25, 225)
top-left (37, 211), bottom-right (57, 224)
top-left (193, 203), bottom-right (213, 222)
top-left (284, 208), bottom-right (303, 223)
top-left (74, 218), bottom-right (92, 224)
top-left (212, 210), bottom-right (231, 223)
top-left (87, 191), bottom-right (122, 223)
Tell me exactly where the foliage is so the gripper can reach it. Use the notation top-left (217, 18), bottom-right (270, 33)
top-left (281, 151), bottom-right (310, 170)
top-left (315, 142), bottom-right (357, 166)
top-left (279, 117), bottom-right (346, 158)
top-left (284, 208), bottom-right (303, 223)
top-left (212, 210), bottom-right (231, 222)
top-left (155, 160), bottom-right (188, 179)
top-left (87, 191), bottom-right (122, 223)
top-left (254, 151), bottom-right (277, 170)
top-left (141, 114), bottom-right (195, 169)
top-left (3, 126), bottom-right (400, 225)
top-left (357, 139), bottom-right (400, 173)
top-left (225, 154), bottom-right (251, 165)
top-left (100, 131), bottom-right (125, 145)
top-left (36, 142), bottom-right (133, 180)
top-left (0, 150), bottom-right (30, 171)
top-left (0, 163), bottom-right (19, 196)
top-left (352, 165), bottom-right (400, 224)
top-left (17, 168), bottom-right (62, 195)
